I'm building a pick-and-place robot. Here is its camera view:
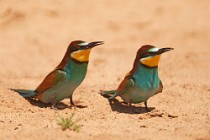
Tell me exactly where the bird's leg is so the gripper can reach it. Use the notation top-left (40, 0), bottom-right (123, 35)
top-left (129, 99), bottom-right (141, 114)
top-left (144, 101), bottom-right (150, 112)
top-left (100, 90), bottom-right (116, 95)
top-left (51, 101), bottom-right (58, 110)
top-left (129, 101), bottom-right (134, 111)
top-left (129, 100), bottom-right (137, 113)
top-left (70, 95), bottom-right (75, 107)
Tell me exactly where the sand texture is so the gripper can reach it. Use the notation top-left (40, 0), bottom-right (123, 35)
top-left (0, 0), bottom-right (210, 139)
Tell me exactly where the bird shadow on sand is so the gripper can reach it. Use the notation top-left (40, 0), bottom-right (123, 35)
top-left (101, 94), bottom-right (155, 114)
top-left (25, 98), bottom-right (87, 110)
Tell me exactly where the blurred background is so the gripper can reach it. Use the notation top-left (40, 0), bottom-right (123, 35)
top-left (0, 0), bottom-right (209, 140)
top-left (0, 0), bottom-right (210, 86)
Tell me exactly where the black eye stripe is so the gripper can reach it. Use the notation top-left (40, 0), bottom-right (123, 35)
top-left (141, 51), bottom-right (158, 58)
top-left (70, 45), bottom-right (80, 52)
top-left (141, 52), bottom-right (150, 58)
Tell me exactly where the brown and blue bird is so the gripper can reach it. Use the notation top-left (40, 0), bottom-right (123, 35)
top-left (101, 45), bottom-right (173, 112)
top-left (11, 40), bottom-right (104, 108)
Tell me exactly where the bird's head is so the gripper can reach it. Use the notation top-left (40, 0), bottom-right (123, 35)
top-left (137, 45), bottom-right (174, 67)
top-left (68, 40), bottom-right (104, 62)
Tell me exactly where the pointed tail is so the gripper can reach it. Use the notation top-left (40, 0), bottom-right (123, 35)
top-left (100, 90), bottom-right (116, 95)
top-left (10, 89), bottom-right (37, 98)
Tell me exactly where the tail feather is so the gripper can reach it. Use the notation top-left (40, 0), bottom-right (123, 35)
top-left (99, 90), bottom-right (116, 98)
top-left (10, 89), bottom-right (37, 97)
top-left (100, 90), bottom-right (116, 95)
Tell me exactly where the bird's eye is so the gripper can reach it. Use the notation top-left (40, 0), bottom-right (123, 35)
top-left (141, 52), bottom-right (150, 58)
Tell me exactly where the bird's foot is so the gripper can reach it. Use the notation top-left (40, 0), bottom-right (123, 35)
top-left (144, 101), bottom-right (151, 112)
top-left (145, 107), bottom-right (152, 112)
top-left (51, 104), bottom-right (58, 110)
top-left (70, 96), bottom-right (77, 109)
top-left (69, 100), bottom-right (76, 109)
top-left (69, 101), bottom-right (87, 109)
top-left (69, 104), bottom-right (77, 110)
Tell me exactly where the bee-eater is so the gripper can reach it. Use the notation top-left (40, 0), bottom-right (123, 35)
top-left (101, 45), bottom-right (173, 112)
top-left (11, 40), bottom-right (104, 108)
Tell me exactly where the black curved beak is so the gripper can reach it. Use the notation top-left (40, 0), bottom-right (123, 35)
top-left (151, 48), bottom-right (174, 55)
top-left (89, 41), bottom-right (104, 47)
top-left (81, 41), bottom-right (104, 50)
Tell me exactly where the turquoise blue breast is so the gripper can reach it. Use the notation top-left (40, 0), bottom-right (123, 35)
top-left (41, 58), bottom-right (88, 103)
top-left (121, 64), bottom-right (160, 103)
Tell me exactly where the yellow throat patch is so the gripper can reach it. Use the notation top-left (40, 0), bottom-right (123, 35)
top-left (140, 55), bottom-right (161, 67)
top-left (71, 49), bottom-right (91, 62)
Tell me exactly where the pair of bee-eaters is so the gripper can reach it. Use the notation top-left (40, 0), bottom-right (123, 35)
top-left (11, 40), bottom-right (173, 112)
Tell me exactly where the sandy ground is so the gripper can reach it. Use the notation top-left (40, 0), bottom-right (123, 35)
top-left (0, 0), bottom-right (210, 139)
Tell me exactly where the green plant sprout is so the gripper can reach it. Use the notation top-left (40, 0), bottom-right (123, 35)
top-left (57, 113), bottom-right (81, 132)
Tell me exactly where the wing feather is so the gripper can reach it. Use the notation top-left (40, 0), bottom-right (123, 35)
top-left (35, 69), bottom-right (66, 94)
top-left (117, 74), bottom-right (135, 94)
